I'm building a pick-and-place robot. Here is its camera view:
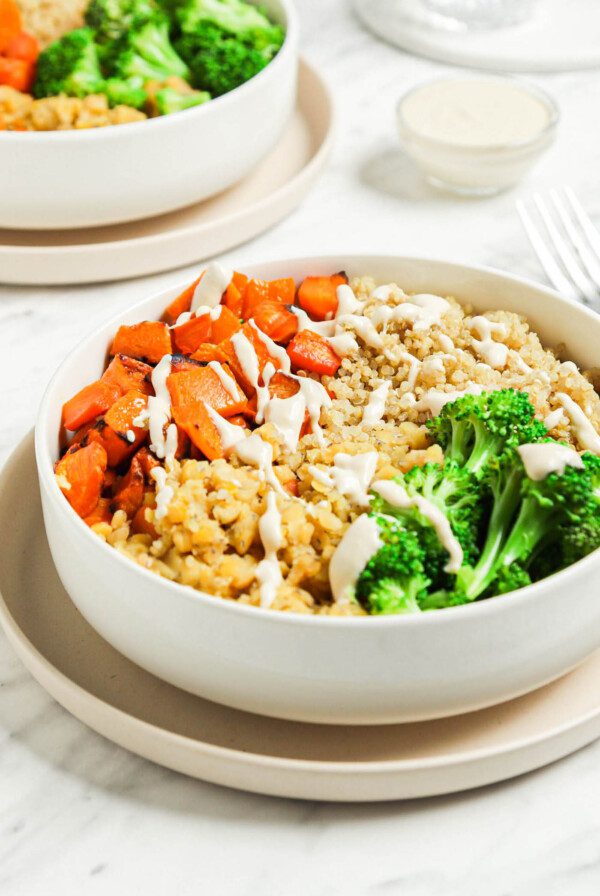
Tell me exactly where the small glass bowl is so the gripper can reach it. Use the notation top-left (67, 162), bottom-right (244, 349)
top-left (397, 77), bottom-right (559, 197)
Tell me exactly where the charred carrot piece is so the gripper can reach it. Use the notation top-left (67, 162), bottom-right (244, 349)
top-left (62, 379), bottom-right (121, 432)
top-left (55, 442), bottom-right (107, 519)
top-left (170, 353), bottom-right (204, 372)
top-left (89, 390), bottom-right (148, 467)
top-left (190, 344), bottom-right (228, 364)
top-left (84, 497), bottom-right (113, 528)
top-left (102, 354), bottom-right (153, 395)
top-left (171, 313), bottom-right (212, 355)
top-left (163, 274), bottom-right (202, 325)
top-left (218, 322), bottom-right (278, 395)
top-left (111, 454), bottom-right (145, 518)
top-left (297, 272), bottom-right (348, 321)
top-left (173, 402), bottom-right (225, 461)
top-left (210, 305), bottom-right (242, 344)
top-left (131, 502), bottom-right (158, 539)
top-left (268, 371), bottom-right (301, 400)
top-left (110, 321), bottom-right (172, 365)
top-left (168, 363), bottom-right (246, 417)
top-left (135, 446), bottom-right (160, 478)
top-left (251, 299), bottom-right (298, 344)
top-left (287, 330), bottom-right (342, 376)
top-left (223, 272), bottom-right (247, 317)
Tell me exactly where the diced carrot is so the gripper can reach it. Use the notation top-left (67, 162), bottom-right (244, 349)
top-left (268, 371), bottom-right (300, 400)
top-left (0, 57), bottom-right (34, 91)
top-left (268, 277), bottom-right (295, 305)
top-left (242, 279), bottom-right (270, 319)
top-left (4, 29), bottom-right (39, 62)
top-left (168, 364), bottom-right (246, 417)
top-left (89, 390), bottom-right (148, 467)
top-left (102, 468), bottom-right (117, 494)
top-left (224, 271), bottom-right (247, 317)
top-left (173, 401), bottom-right (225, 461)
top-left (102, 354), bottom-right (153, 395)
top-left (189, 344), bottom-right (228, 364)
top-left (170, 353), bottom-right (203, 372)
top-left (84, 497), bottom-right (113, 528)
top-left (55, 442), bottom-right (107, 519)
top-left (163, 275), bottom-right (201, 325)
top-left (297, 272), bottom-right (348, 321)
top-left (110, 321), bottom-right (172, 365)
top-left (171, 313), bottom-right (212, 355)
top-left (67, 420), bottom-right (96, 450)
top-left (135, 446), bottom-right (160, 478)
top-left (218, 322), bottom-right (278, 395)
top-left (210, 305), bottom-right (242, 344)
top-left (175, 426), bottom-right (190, 458)
top-left (131, 502), bottom-right (158, 539)
top-left (62, 379), bottom-right (121, 432)
top-left (111, 454), bottom-right (145, 518)
top-left (251, 299), bottom-right (298, 344)
top-left (287, 330), bottom-right (342, 376)
top-left (227, 414), bottom-right (248, 428)
top-left (0, 0), bottom-right (21, 53)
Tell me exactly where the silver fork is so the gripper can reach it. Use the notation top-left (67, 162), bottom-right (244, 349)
top-left (516, 186), bottom-right (600, 308)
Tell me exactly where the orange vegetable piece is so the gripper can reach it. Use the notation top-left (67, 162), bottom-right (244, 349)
top-left (0, 0), bottom-right (21, 53)
top-left (251, 299), bottom-right (297, 344)
top-left (171, 313), bottom-right (212, 355)
top-left (135, 446), bottom-right (160, 478)
top-left (173, 401), bottom-right (225, 461)
top-left (111, 454), bottom-right (145, 518)
top-left (218, 322), bottom-right (279, 395)
top-left (4, 29), bottom-right (39, 62)
top-left (163, 274), bottom-right (201, 325)
top-left (190, 344), bottom-right (228, 364)
top-left (210, 305), bottom-right (242, 344)
top-left (268, 371), bottom-right (300, 400)
top-left (55, 442), bottom-right (107, 519)
top-left (297, 272), bottom-right (348, 321)
top-left (283, 478), bottom-right (299, 497)
top-left (242, 278), bottom-right (270, 319)
top-left (0, 57), bottom-right (35, 91)
top-left (102, 354), bottom-right (153, 395)
top-left (170, 353), bottom-right (204, 372)
top-left (268, 278), bottom-right (295, 305)
top-left (287, 330), bottom-right (342, 376)
top-left (227, 414), bottom-right (248, 428)
top-left (84, 497), bottom-right (112, 528)
top-left (168, 363), bottom-right (246, 418)
top-left (223, 271), bottom-right (247, 317)
top-left (89, 390), bottom-right (148, 467)
top-left (131, 503), bottom-right (158, 539)
top-left (110, 321), bottom-right (172, 365)
top-left (62, 379), bottom-right (121, 432)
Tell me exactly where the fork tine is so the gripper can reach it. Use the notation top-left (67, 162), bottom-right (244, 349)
top-left (532, 193), bottom-right (598, 304)
top-left (516, 200), bottom-right (580, 302)
top-left (549, 188), bottom-right (600, 288)
top-left (563, 186), bottom-right (600, 260)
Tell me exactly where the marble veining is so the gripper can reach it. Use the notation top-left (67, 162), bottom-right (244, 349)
top-left (2, 1), bottom-right (600, 892)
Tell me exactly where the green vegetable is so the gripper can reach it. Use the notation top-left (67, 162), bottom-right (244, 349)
top-left (110, 13), bottom-right (191, 82)
top-left (154, 84), bottom-right (210, 114)
top-left (355, 515), bottom-right (428, 615)
top-left (85, 0), bottom-right (158, 44)
top-left (176, 22), bottom-right (269, 95)
top-left (176, 0), bottom-right (285, 53)
top-left (102, 77), bottom-right (148, 108)
top-left (33, 27), bottom-right (103, 99)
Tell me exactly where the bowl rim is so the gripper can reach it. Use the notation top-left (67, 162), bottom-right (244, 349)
top-left (396, 74), bottom-right (560, 156)
top-left (35, 253), bottom-right (600, 629)
top-left (0, 0), bottom-right (297, 144)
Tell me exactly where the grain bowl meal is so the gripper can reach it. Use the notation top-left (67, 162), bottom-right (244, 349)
top-left (0, 0), bottom-right (285, 130)
top-left (55, 262), bottom-right (600, 617)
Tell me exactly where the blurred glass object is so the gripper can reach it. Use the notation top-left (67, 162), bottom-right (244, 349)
top-left (421, 0), bottom-right (536, 29)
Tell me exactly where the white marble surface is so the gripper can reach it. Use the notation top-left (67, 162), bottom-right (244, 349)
top-left (2, 2), bottom-right (600, 893)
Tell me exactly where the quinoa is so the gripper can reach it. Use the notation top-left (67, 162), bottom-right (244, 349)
top-left (17, 0), bottom-right (86, 47)
top-left (91, 276), bottom-right (600, 614)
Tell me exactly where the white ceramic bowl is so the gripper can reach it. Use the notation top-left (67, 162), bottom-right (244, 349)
top-left (35, 255), bottom-right (600, 725)
top-left (0, 0), bottom-right (297, 230)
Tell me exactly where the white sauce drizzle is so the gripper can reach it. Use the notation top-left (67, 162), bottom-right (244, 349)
top-left (146, 355), bottom-right (176, 467)
top-left (415, 383), bottom-right (493, 417)
top-left (203, 402), bottom-right (246, 454)
top-left (421, 356), bottom-right (445, 376)
top-left (231, 331), bottom-right (270, 423)
top-left (372, 479), bottom-right (463, 573)
top-left (287, 375), bottom-right (332, 447)
top-left (256, 490), bottom-right (283, 608)
top-left (190, 262), bottom-right (233, 312)
top-left (469, 316), bottom-right (509, 370)
top-left (557, 393), bottom-right (600, 454)
top-left (336, 284), bottom-right (364, 315)
top-left (363, 382), bottom-right (390, 426)
top-left (151, 467), bottom-right (174, 521)
top-left (207, 361), bottom-right (240, 401)
top-left (328, 514), bottom-right (383, 604)
top-left (398, 351), bottom-right (421, 390)
top-left (438, 333), bottom-right (455, 353)
top-left (248, 319), bottom-right (291, 373)
top-left (517, 443), bottom-right (584, 481)
top-left (235, 433), bottom-right (286, 495)
top-left (308, 452), bottom-right (378, 507)
top-left (265, 393), bottom-right (306, 453)
top-left (544, 409), bottom-right (565, 430)
top-left (337, 314), bottom-right (384, 350)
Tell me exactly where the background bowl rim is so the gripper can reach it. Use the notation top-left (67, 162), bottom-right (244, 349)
top-left (35, 252), bottom-right (600, 629)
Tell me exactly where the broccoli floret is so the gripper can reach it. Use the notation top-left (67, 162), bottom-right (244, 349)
top-left (85, 0), bottom-right (158, 44)
top-left (102, 77), bottom-right (148, 108)
top-left (33, 27), bottom-right (103, 99)
top-left (176, 21), bottom-right (270, 96)
top-left (427, 389), bottom-right (548, 476)
top-left (154, 84), bottom-right (210, 114)
top-left (110, 13), bottom-right (191, 82)
top-left (355, 515), bottom-right (428, 615)
top-left (455, 449), bottom-right (599, 602)
top-left (176, 0), bottom-right (285, 53)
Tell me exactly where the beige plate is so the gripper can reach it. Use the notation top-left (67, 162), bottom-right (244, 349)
top-left (3, 432), bottom-right (600, 802)
top-left (0, 61), bottom-right (333, 286)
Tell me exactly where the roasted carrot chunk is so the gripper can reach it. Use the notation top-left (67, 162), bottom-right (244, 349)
top-left (89, 390), bottom-right (148, 467)
top-left (287, 330), bottom-right (342, 376)
top-left (268, 371), bottom-right (300, 400)
top-left (211, 305), bottom-right (242, 344)
top-left (223, 271), bottom-right (247, 317)
top-left (55, 442), bottom-right (107, 519)
top-left (111, 454), bottom-right (145, 518)
top-left (168, 363), bottom-right (246, 418)
top-left (102, 354), bottom-right (153, 395)
top-left (110, 321), bottom-right (172, 365)
top-left (62, 379), bottom-right (121, 432)
top-left (297, 272), bottom-right (348, 321)
top-left (242, 279), bottom-right (270, 319)
top-left (163, 275), bottom-right (201, 325)
top-left (170, 353), bottom-right (204, 372)
top-left (131, 502), bottom-right (158, 538)
top-left (227, 414), bottom-right (248, 428)
top-left (189, 344), bottom-right (228, 364)
top-left (173, 402), bottom-right (225, 461)
top-left (0, 0), bottom-right (22, 53)
top-left (84, 497), bottom-right (112, 528)
top-left (268, 278), bottom-right (295, 305)
top-left (218, 322), bottom-right (279, 395)
top-left (0, 56), bottom-right (34, 90)
top-left (251, 299), bottom-right (298, 344)
top-left (4, 29), bottom-right (39, 62)
top-left (135, 446), bottom-right (160, 478)
top-left (171, 313), bottom-right (212, 355)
